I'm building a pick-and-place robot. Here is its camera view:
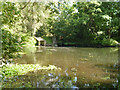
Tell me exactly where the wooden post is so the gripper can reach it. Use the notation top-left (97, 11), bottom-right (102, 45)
top-left (38, 41), bottom-right (40, 46)
top-left (44, 41), bottom-right (46, 46)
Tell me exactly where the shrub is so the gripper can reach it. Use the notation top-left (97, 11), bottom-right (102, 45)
top-left (101, 38), bottom-right (118, 46)
top-left (2, 29), bottom-right (22, 59)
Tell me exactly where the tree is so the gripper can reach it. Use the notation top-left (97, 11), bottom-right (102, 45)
top-left (46, 1), bottom-right (119, 46)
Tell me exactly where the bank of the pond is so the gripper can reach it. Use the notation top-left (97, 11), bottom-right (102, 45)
top-left (57, 45), bottom-right (118, 48)
top-left (57, 42), bottom-right (119, 48)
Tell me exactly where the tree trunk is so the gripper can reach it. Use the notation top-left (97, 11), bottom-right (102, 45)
top-left (52, 36), bottom-right (57, 47)
top-left (106, 29), bottom-right (111, 39)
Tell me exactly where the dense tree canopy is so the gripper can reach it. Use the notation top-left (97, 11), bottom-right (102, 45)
top-left (46, 1), bottom-right (120, 46)
top-left (1, 2), bottom-right (51, 59)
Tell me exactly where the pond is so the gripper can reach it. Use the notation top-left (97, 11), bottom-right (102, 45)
top-left (2, 47), bottom-right (119, 88)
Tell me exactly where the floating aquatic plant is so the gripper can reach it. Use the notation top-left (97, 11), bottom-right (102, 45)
top-left (2, 64), bottom-right (61, 78)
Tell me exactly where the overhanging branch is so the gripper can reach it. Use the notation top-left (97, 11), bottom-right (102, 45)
top-left (20, 0), bottom-right (31, 10)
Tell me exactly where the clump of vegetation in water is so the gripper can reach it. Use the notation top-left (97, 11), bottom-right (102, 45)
top-left (1, 64), bottom-right (61, 79)
top-left (1, 64), bottom-right (62, 88)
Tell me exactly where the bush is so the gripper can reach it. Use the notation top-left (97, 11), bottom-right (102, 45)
top-left (2, 29), bottom-right (22, 59)
top-left (2, 29), bottom-right (37, 59)
top-left (101, 38), bottom-right (118, 46)
top-left (43, 37), bottom-right (52, 44)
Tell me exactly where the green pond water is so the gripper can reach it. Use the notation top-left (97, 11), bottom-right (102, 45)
top-left (2, 47), bottom-right (119, 88)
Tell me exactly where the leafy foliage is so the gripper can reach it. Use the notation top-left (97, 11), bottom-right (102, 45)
top-left (2, 29), bottom-right (22, 59)
top-left (1, 2), bottom-right (50, 59)
top-left (46, 1), bottom-right (119, 46)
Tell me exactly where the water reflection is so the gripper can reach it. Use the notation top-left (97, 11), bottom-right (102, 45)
top-left (3, 47), bottom-right (118, 88)
top-left (2, 70), bottom-right (118, 88)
